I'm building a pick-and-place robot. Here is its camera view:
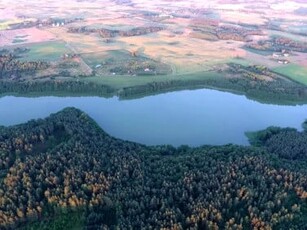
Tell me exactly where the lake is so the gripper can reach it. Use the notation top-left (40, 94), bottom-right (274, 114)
top-left (1, 89), bottom-right (307, 146)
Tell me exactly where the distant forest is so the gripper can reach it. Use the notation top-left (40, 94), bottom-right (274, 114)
top-left (0, 108), bottom-right (306, 229)
top-left (1, 75), bottom-right (307, 105)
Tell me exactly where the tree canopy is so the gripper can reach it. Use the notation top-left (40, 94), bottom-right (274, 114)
top-left (0, 108), bottom-right (306, 229)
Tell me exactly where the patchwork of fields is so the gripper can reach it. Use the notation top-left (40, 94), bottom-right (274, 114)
top-left (0, 0), bottom-right (307, 91)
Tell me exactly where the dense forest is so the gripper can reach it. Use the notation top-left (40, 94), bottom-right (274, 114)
top-left (0, 81), bottom-right (114, 97)
top-left (248, 124), bottom-right (307, 161)
top-left (0, 108), bottom-right (306, 229)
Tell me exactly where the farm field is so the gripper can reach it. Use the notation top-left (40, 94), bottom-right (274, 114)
top-left (273, 64), bottom-right (307, 85)
top-left (0, 0), bottom-right (307, 101)
top-left (83, 71), bottom-right (224, 90)
top-left (17, 41), bottom-right (69, 61)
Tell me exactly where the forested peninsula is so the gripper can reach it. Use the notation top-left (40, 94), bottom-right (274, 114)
top-left (0, 108), bottom-right (306, 229)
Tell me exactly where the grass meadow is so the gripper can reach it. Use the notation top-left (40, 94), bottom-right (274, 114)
top-left (273, 64), bottom-right (307, 86)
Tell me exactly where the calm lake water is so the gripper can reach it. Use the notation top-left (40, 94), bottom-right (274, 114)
top-left (1, 89), bottom-right (307, 146)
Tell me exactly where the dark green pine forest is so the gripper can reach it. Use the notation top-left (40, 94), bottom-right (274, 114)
top-left (0, 108), bottom-right (306, 230)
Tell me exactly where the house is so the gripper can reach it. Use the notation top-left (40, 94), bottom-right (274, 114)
top-left (273, 53), bottom-right (281, 58)
top-left (278, 60), bottom-right (289, 64)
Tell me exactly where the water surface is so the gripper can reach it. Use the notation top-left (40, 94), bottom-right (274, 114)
top-left (1, 89), bottom-right (307, 146)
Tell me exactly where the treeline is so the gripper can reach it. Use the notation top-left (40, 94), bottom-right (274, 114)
top-left (189, 24), bottom-right (262, 42)
top-left (227, 63), bottom-right (275, 79)
top-left (118, 73), bottom-right (307, 104)
top-left (0, 54), bottom-right (49, 79)
top-left (247, 36), bottom-right (307, 53)
top-left (68, 26), bottom-right (164, 38)
top-left (0, 108), bottom-right (306, 229)
top-left (215, 25), bottom-right (262, 42)
top-left (273, 37), bottom-right (307, 52)
top-left (0, 80), bottom-right (114, 96)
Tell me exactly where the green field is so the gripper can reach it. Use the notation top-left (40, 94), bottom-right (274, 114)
top-left (0, 22), bottom-right (11, 30)
top-left (18, 41), bottom-right (70, 62)
top-left (82, 71), bottom-right (223, 89)
top-left (82, 49), bottom-right (144, 65)
top-left (273, 64), bottom-right (307, 85)
top-left (81, 50), bottom-right (132, 68)
top-left (228, 57), bottom-right (252, 67)
top-left (87, 24), bottom-right (134, 31)
top-left (12, 38), bottom-right (28, 43)
top-left (243, 47), bottom-right (272, 56)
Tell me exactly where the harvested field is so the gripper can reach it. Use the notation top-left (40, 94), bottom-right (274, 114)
top-left (0, 28), bottom-right (56, 47)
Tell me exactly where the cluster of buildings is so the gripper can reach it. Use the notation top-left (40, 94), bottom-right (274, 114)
top-left (272, 50), bottom-right (290, 64)
top-left (51, 22), bottom-right (65, 27)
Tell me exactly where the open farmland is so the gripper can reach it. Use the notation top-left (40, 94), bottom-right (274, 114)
top-left (273, 64), bottom-right (307, 85)
top-left (17, 41), bottom-right (69, 61)
top-left (0, 28), bottom-right (56, 46)
top-left (0, 0), bottom-right (307, 101)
